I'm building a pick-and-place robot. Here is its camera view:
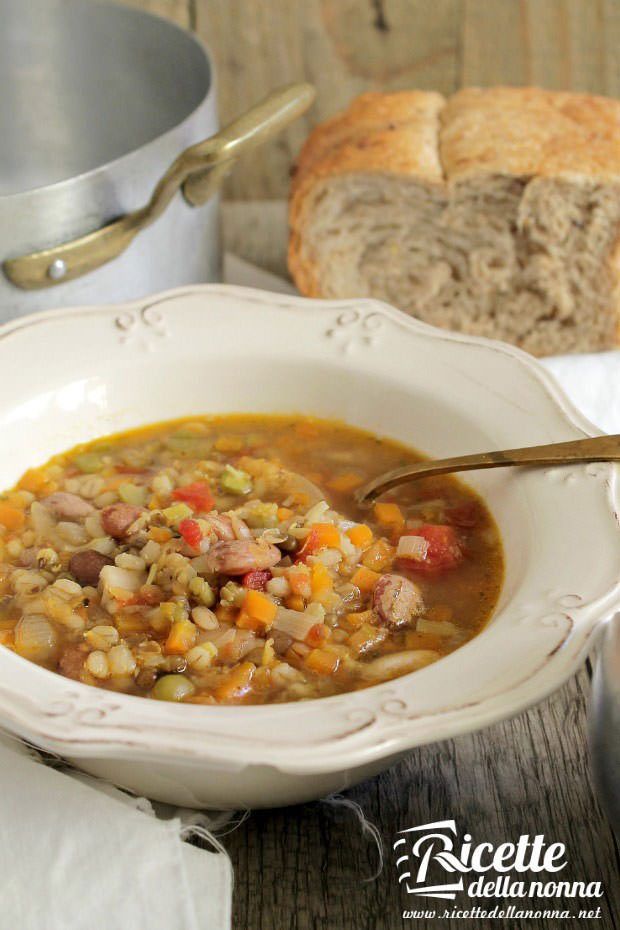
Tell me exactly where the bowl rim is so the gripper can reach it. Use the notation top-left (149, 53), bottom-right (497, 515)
top-left (0, 283), bottom-right (618, 775)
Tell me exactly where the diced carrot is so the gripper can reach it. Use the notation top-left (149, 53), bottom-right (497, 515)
top-left (327, 472), bottom-right (363, 493)
top-left (0, 503), bottom-right (25, 531)
top-left (351, 565), bottom-right (381, 593)
top-left (277, 506), bottom-right (294, 521)
top-left (374, 502), bottom-right (405, 529)
top-left (305, 623), bottom-right (331, 648)
top-left (288, 567), bottom-right (312, 598)
top-left (285, 594), bottom-right (306, 612)
top-left (236, 609), bottom-right (265, 632)
top-left (243, 589), bottom-right (277, 625)
top-left (311, 562), bottom-right (333, 598)
top-left (315, 523), bottom-right (340, 547)
top-left (346, 524), bottom-right (374, 549)
top-left (298, 523), bottom-right (340, 559)
top-left (344, 609), bottom-right (374, 629)
top-left (214, 661), bottom-right (256, 702)
top-left (361, 538), bottom-right (395, 572)
top-left (164, 619), bottom-right (197, 655)
top-left (305, 648), bottom-right (339, 675)
top-left (18, 468), bottom-right (50, 494)
top-left (149, 526), bottom-right (172, 543)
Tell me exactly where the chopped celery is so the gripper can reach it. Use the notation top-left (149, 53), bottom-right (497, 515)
top-left (118, 482), bottom-right (148, 507)
top-left (219, 580), bottom-right (245, 607)
top-left (189, 576), bottom-right (216, 607)
top-left (243, 501), bottom-right (278, 528)
top-left (220, 464), bottom-right (252, 495)
top-left (73, 452), bottom-right (103, 473)
top-left (162, 502), bottom-right (193, 526)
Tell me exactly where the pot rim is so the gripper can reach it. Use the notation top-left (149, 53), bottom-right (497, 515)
top-left (0, 284), bottom-right (618, 776)
top-left (0, 1), bottom-right (216, 203)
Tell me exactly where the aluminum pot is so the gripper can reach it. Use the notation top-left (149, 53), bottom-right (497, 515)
top-left (0, 0), bottom-right (314, 321)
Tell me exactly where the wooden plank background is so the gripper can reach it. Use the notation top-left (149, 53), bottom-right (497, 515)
top-left (119, 0), bottom-right (620, 199)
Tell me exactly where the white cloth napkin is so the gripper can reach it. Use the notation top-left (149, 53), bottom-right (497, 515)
top-left (2, 255), bottom-right (617, 930)
top-left (542, 351), bottom-right (620, 433)
top-left (0, 734), bottom-right (232, 930)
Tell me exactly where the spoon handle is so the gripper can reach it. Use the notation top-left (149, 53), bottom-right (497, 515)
top-left (357, 433), bottom-right (620, 504)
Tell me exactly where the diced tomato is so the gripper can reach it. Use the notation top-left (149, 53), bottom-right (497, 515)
top-left (241, 569), bottom-right (272, 590)
top-left (446, 501), bottom-right (480, 528)
top-left (172, 481), bottom-right (214, 513)
top-left (178, 518), bottom-right (202, 550)
top-left (295, 528), bottom-right (319, 563)
top-left (399, 523), bottom-right (462, 572)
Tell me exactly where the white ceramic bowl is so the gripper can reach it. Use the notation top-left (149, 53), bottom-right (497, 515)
top-left (0, 285), bottom-right (618, 809)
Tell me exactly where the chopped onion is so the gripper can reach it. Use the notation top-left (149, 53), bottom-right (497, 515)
top-left (200, 627), bottom-right (236, 649)
top-left (14, 615), bottom-right (58, 664)
top-left (273, 606), bottom-right (320, 641)
top-left (99, 565), bottom-right (146, 610)
top-left (396, 535), bottom-right (429, 561)
top-left (303, 500), bottom-right (330, 525)
top-left (416, 618), bottom-right (457, 637)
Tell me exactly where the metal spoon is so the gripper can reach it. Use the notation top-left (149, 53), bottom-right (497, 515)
top-left (356, 433), bottom-right (620, 505)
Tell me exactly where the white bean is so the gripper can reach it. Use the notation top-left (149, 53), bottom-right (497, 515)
top-left (360, 650), bottom-right (440, 681)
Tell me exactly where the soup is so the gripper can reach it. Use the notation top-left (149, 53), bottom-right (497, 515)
top-left (0, 415), bottom-right (503, 704)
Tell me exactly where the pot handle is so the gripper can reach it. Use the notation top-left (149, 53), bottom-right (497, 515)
top-left (3, 82), bottom-right (315, 290)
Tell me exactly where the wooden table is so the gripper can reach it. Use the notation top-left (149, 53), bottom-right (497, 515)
top-left (118, 0), bottom-right (620, 202)
top-left (216, 202), bottom-right (620, 930)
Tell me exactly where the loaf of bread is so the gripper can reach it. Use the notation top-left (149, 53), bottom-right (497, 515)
top-left (288, 87), bottom-right (620, 356)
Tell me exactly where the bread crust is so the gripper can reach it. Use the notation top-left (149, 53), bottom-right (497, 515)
top-left (442, 87), bottom-right (620, 181)
top-left (289, 86), bottom-right (620, 302)
top-left (288, 91), bottom-right (445, 295)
